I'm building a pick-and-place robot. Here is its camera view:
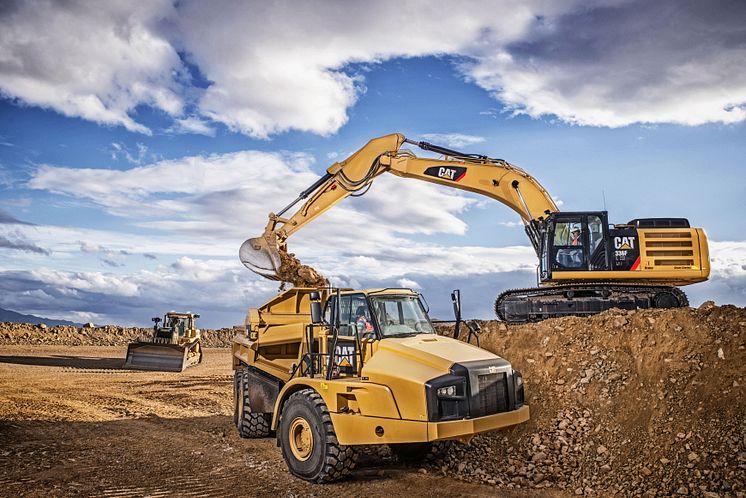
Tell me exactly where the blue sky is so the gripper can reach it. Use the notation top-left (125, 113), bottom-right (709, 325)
top-left (1, 0), bottom-right (745, 327)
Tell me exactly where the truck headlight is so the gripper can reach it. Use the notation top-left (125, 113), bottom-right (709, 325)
top-left (437, 385), bottom-right (457, 398)
top-left (425, 375), bottom-right (467, 421)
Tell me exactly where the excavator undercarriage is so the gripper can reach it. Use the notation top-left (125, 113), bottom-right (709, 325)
top-left (495, 283), bottom-right (689, 323)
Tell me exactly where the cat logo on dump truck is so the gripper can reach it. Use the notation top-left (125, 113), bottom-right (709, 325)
top-left (424, 165), bottom-right (467, 182)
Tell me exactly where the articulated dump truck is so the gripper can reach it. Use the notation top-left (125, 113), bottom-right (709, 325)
top-left (232, 287), bottom-right (529, 483)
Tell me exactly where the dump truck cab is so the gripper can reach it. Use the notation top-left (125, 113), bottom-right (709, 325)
top-left (232, 288), bottom-right (529, 483)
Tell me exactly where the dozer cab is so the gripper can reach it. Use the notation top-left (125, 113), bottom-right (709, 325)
top-left (125, 311), bottom-right (203, 372)
top-left (232, 288), bottom-right (529, 483)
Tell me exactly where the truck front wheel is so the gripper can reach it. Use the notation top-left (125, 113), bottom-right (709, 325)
top-left (278, 388), bottom-right (357, 483)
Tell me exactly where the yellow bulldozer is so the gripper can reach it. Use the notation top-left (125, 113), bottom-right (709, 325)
top-left (232, 287), bottom-right (528, 482)
top-left (125, 311), bottom-right (203, 372)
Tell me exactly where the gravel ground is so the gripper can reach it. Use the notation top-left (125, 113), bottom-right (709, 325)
top-left (1, 303), bottom-right (744, 497)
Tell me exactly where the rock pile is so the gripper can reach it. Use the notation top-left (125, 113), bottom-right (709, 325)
top-left (435, 304), bottom-right (746, 496)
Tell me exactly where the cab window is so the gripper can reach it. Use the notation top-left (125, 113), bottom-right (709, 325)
top-left (324, 294), bottom-right (367, 336)
top-left (370, 295), bottom-right (434, 337)
top-left (588, 215), bottom-right (603, 253)
top-left (552, 218), bottom-right (585, 269)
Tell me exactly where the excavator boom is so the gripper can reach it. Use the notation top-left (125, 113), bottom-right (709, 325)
top-left (240, 133), bottom-right (558, 282)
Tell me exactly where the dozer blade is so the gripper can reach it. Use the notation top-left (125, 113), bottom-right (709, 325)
top-left (124, 342), bottom-right (191, 372)
top-left (239, 235), bottom-right (282, 280)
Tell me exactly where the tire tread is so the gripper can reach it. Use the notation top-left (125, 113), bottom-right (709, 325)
top-left (282, 389), bottom-right (357, 483)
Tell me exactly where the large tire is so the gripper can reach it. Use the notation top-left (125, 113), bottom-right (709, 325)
top-left (389, 440), bottom-right (452, 463)
top-left (234, 368), bottom-right (271, 438)
top-left (278, 389), bottom-right (357, 483)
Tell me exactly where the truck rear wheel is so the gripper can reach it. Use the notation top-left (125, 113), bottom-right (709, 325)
top-left (234, 368), bottom-right (271, 438)
top-left (278, 389), bottom-right (357, 483)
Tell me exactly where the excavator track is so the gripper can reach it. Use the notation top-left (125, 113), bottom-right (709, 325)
top-left (495, 283), bottom-right (688, 323)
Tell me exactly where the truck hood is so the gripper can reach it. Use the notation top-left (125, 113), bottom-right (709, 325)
top-left (373, 333), bottom-right (500, 372)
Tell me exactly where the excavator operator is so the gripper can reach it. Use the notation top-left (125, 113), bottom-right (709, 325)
top-left (571, 225), bottom-right (582, 246)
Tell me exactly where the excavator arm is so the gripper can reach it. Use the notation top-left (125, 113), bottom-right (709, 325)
top-left (240, 133), bottom-right (558, 283)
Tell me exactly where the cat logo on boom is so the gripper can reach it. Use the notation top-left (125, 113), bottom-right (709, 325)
top-left (424, 165), bottom-right (467, 182)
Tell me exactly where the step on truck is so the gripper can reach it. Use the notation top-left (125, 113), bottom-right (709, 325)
top-left (232, 287), bottom-right (529, 482)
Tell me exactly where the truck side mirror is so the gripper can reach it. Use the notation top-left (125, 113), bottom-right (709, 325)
top-left (309, 293), bottom-right (323, 324)
top-left (310, 302), bottom-right (323, 324)
top-left (451, 289), bottom-right (461, 320)
top-left (152, 317), bottom-right (161, 323)
top-left (451, 290), bottom-right (462, 341)
top-left (193, 314), bottom-right (200, 319)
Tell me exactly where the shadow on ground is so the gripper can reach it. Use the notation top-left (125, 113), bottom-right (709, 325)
top-left (0, 355), bottom-right (124, 369)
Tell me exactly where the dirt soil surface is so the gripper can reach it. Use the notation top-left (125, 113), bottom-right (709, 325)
top-left (0, 346), bottom-right (556, 498)
top-left (435, 303), bottom-right (746, 497)
top-left (1, 303), bottom-right (744, 497)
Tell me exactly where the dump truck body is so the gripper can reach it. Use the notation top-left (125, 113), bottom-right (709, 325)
top-left (125, 312), bottom-right (202, 372)
top-left (232, 288), bottom-right (528, 482)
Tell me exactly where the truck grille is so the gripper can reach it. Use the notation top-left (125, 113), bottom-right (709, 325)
top-left (472, 372), bottom-right (507, 417)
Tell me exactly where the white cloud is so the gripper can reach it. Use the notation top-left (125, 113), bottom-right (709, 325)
top-left (3, 1), bottom-right (744, 135)
top-left (173, 0), bottom-right (550, 138)
top-left (28, 150), bottom-right (317, 224)
top-left (0, 258), bottom-right (279, 326)
top-left (419, 133), bottom-right (486, 149)
top-left (709, 241), bottom-right (746, 280)
top-left (30, 267), bottom-right (140, 297)
top-left (110, 142), bottom-right (150, 165)
top-left (397, 278), bottom-right (421, 289)
top-left (168, 117), bottom-right (216, 137)
top-left (462, 1), bottom-right (746, 127)
top-left (27, 149), bottom-right (477, 249)
top-left (0, 0), bottom-right (184, 134)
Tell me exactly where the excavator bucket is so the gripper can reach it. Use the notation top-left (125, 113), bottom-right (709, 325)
top-left (124, 341), bottom-right (201, 372)
top-left (240, 235), bottom-right (282, 280)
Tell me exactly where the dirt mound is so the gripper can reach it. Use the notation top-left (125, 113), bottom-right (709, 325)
top-left (435, 304), bottom-right (746, 496)
top-left (0, 322), bottom-right (236, 347)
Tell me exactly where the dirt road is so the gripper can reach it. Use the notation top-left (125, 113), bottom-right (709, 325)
top-left (0, 346), bottom-right (559, 498)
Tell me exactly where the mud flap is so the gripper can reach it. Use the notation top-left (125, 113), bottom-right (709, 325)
top-left (245, 366), bottom-right (280, 414)
top-left (124, 342), bottom-right (191, 372)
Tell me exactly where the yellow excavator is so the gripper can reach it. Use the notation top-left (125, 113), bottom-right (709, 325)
top-left (240, 133), bottom-right (710, 322)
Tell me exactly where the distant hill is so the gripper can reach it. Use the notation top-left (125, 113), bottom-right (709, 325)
top-left (0, 307), bottom-right (83, 327)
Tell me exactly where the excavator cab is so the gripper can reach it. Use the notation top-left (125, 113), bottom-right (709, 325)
top-left (540, 211), bottom-right (611, 281)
